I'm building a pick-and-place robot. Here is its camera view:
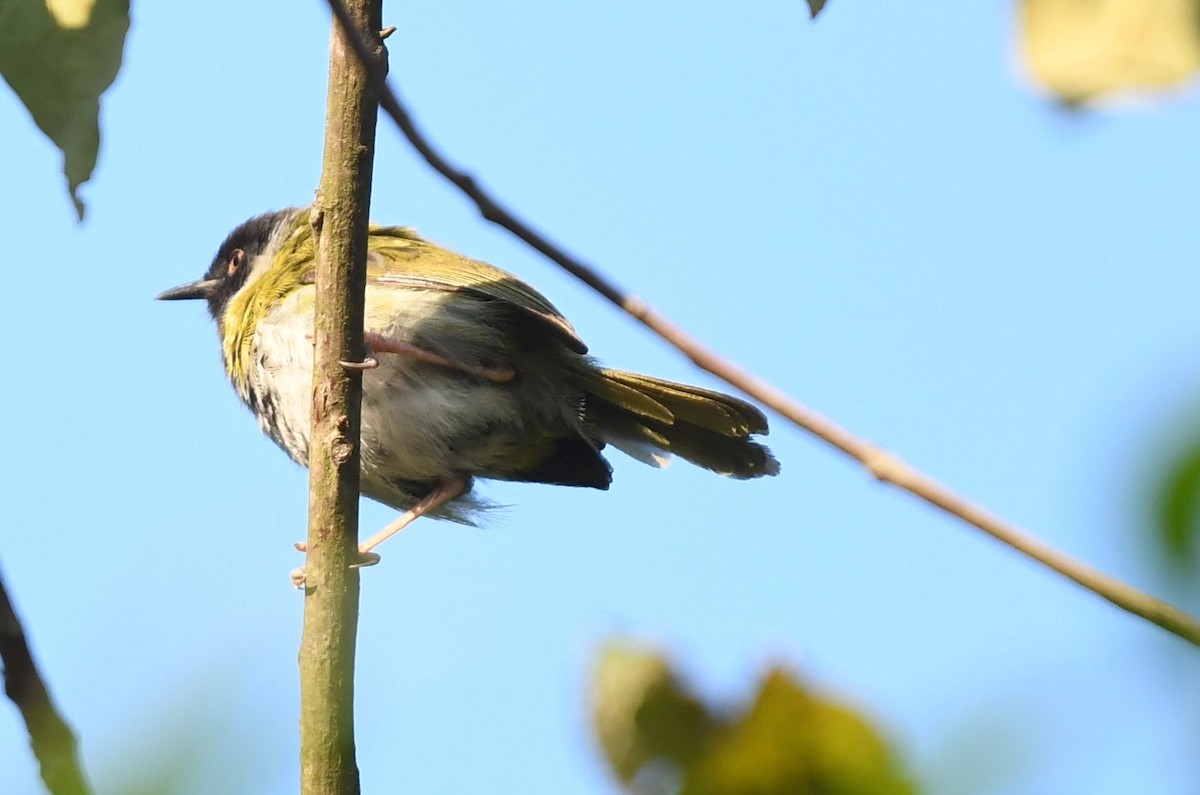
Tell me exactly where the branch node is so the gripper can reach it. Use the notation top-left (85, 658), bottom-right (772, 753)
top-left (862, 446), bottom-right (909, 485)
top-left (621, 294), bottom-right (649, 321)
top-left (329, 433), bottom-right (355, 466)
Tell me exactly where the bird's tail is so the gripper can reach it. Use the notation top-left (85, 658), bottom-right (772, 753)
top-left (578, 368), bottom-right (780, 479)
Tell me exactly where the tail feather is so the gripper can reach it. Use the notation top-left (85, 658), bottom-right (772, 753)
top-left (600, 370), bottom-right (770, 436)
top-left (580, 368), bottom-right (780, 479)
top-left (576, 369), bottom-right (674, 424)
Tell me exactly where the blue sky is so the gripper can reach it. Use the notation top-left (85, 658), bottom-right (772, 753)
top-left (3, 2), bottom-right (1199, 793)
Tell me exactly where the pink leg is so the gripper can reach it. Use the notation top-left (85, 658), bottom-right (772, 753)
top-left (357, 475), bottom-right (470, 556)
top-left (364, 331), bottom-right (515, 383)
top-left (291, 476), bottom-right (469, 587)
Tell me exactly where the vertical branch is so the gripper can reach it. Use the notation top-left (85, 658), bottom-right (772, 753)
top-left (0, 567), bottom-right (93, 795)
top-left (298, 1), bottom-right (382, 794)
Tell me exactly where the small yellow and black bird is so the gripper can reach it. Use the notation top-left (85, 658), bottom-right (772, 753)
top-left (159, 207), bottom-right (778, 561)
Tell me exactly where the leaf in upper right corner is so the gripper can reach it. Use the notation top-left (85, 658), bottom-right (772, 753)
top-left (1016, 0), bottom-right (1200, 106)
top-left (807, 0), bottom-right (829, 19)
top-left (0, 0), bottom-right (130, 219)
top-left (684, 668), bottom-right (918, 795)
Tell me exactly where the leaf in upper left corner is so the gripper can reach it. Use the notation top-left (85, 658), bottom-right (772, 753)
top-left (0, 0), bottom-right (130, 219)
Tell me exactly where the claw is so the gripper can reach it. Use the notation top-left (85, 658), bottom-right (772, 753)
top-left (351, 552), bottom-right (381, 569)
top-left (340, 356), bottom-right (380, 370)
top-left (290, 545), bottom-right (380, 588)
top-left (363, 331), bottom-right (515, 383)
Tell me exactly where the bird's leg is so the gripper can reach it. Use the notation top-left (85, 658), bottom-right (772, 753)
top-left (291, 475), bottom-right (470, 589)
top-left (363, 331), bottom-right (515, 383)
top-left (358, 475), bottom-right (470, 557)
top-left (304, 331), bottom-right (380, 371)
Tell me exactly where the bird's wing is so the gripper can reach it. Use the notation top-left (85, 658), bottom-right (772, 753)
top-left (364, 226), bottom-right (589, 354)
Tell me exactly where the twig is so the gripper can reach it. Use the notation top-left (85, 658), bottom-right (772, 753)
top-left (299, 1), bottom-right (381, 794)
top-left (0, 566), bottom-right (93, 795)
top-left (324, 0), bottom-right (1200, 647)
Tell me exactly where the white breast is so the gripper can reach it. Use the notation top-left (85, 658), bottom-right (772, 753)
top-left (245, 286), bottom-right (533, 488)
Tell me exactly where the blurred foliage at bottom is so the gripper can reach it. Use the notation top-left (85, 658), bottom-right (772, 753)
top-left (592, 644), bottom-right (917, 795)
top-left (91, 674), bottom-right (276, 795)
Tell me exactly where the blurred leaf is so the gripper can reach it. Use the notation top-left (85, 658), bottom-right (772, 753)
top-left (1017, 0), bottom-right (1200, 106)
top-left (593, 645), bottom-right (718, 786)
top-left (807, 1), bottom-right (828, 19)
top-left (685, 670), bottom-right (915, 795)
top-left (593, 644), bottom-right (917, 795)
top-left (0, 0), bottom-right (130, 219)
top-left (100, 681), bottom-right (276, 795)
top-left (1153, 431), bottom-right (1200, 571)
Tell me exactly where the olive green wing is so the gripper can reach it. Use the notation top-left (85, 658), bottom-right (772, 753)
top-left (365, 226), bottom-right (589, 354)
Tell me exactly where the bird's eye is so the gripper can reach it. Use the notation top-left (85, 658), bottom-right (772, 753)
top-left (227, 248), bottom-right (246, 277)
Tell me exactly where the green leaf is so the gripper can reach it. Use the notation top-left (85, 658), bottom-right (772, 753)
top-left (0, 0), bottom-right (130, 219)
top-left (592, 645), bottom-right (918, 795)
top-left (592, 645), bottom-right (717, 786)
top-left (807, 0), bottom-right (828, 19)
top-left (685, 669), bottom-right (916, 795)
top-left (1154, 431), bottom-right (1200, 571)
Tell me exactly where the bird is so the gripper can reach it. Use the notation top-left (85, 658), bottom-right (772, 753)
top-left (158, 207), bottom-right (779, 567)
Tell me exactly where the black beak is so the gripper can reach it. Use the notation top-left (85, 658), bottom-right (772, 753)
top-left (156, 278), bottom-right (220, 301)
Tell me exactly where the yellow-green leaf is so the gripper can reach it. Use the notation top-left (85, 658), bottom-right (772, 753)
top-left (1018, 0), bottom-right (1200, 106)
top-left (0, 0), bottom-right (130, 218)
top-left (592, 645), bottom-right (717, 786)
top-left (592, 644), bottom-right (918, 795)
top-left (685, 669), bottom-right (915, 795)
top-left (1152, 430), bottom-right (1200, 575)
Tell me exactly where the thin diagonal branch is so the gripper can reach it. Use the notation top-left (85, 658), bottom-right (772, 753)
top-left (325, 0), bottom-right (1200, 648)
top-left (0, 566), bottom-right (93, 795)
